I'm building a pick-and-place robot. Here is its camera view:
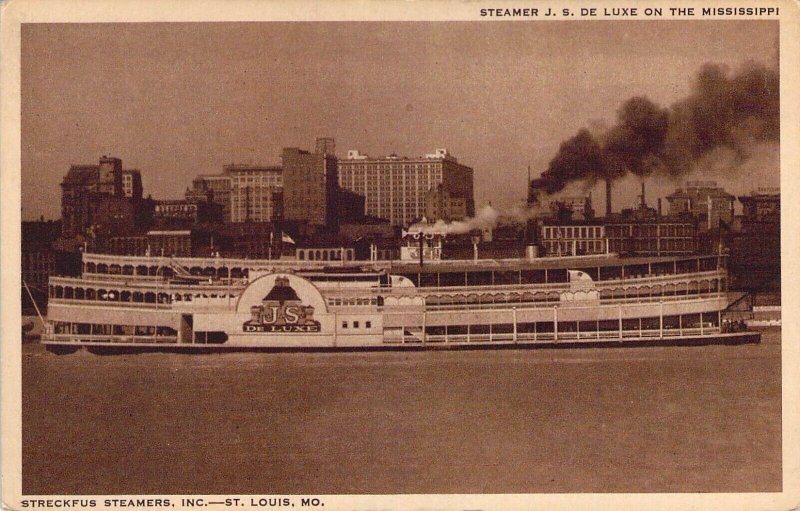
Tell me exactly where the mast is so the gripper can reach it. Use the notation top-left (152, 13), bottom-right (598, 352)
top-left (23, 280), bottom-right (46, 325)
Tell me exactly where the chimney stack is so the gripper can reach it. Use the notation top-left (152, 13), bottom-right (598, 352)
top-left (605, 179), bottom-right (612, 217)
top-left (640, 181), bottom-right (646, 208)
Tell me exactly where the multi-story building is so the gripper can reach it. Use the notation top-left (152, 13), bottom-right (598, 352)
top-left (538, 216), bottom-right (696, 257)
top-left (22, 220), bottom-right (62, 310)
top-left (605, 220), bottom-right (696, 256)
top-left (121, 169), bottom-right (143, 199)
top-left (729, 187), bottom-right (780, 291)
top-left (60, 156), bottom-right (139, 238)
top-left (189, 174), bottom-right (232, 222)
top-left (338, 148), bottom-right (475, 227)
top-left (335, 188), bottom-right (366, 224)
top-left (95, 156), bottom-right (123, 196)
top-left (282, 139), bottom-right (339, 228)
top-left (189, 165), bottom-right (283, 224)
top-left (666, 181), bottom-right (735, 230)
top-left (424, 184), bottom-right (468, 222)
top-left (154, 199), bottom-right (224, 227)
top-left (106, 230), bottom-right (209, 258)
top-left (540, 223), bottom-right (607, 256)
top-left (738, 187), bottom-right (780, 230)
top-left (549, 195), bottom-right (595, 222)
top-left (146, 230), bottom-right (196, 257)
top-left (226, 164), bottom-right (283, 223)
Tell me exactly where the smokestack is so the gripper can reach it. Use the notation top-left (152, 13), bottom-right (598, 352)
top-left (640, 181), bottom-right (646, 208)
top-left (657, 198), bottom-right (662, 217)
top-left (605, 179), bottom-right (612, 217)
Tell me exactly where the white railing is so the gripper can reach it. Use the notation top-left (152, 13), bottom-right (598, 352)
top-left (43, 333), bottom-right (179, 344)
top-left (383, 327), bottom-right (720, 345)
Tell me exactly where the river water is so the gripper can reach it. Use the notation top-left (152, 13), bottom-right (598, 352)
top-left (22, 328), bottom-right (781, 494)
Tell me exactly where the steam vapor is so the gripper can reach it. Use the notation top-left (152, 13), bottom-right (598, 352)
top-left (529, 62), bottom-right (779, 203)
top-left (416, 205), bottom-right (499, 235)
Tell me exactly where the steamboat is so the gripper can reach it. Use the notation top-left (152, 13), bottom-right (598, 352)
top-left (40, 233), bottom-right (759, 353)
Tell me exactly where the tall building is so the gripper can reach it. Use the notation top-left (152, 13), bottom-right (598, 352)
top-left (225, 164), bottom-right (284, 223)
top-left (282, 138), bottom-right (339, 227)
top-left (666, 181), bottom-right (735, 231)
top-left (96, 156), bottom-right (123, 196)
top-left (121, 169), bottom-right (143, 199)
top-left (60, 156), bottom-right (129, 237)
top-left (729, 187), bottom-right (780, 291)
top-left (189, 174), bottom-right (232, 222)
top-left (738, 187), bottom-right (780, 228)
top-left (189, 165), bottom-right (283, 224)
top-left (424, 184), bottom-right (468, 222)
top-left (338, 148), bottom-right (474, 227)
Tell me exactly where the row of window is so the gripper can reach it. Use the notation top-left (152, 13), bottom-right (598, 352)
top-left (52, 321), bottom-right (178, 337)
top-left (423, 280), bottom-right (721, 305)
top-left (84, 262), bottom-right (251, 278)
top-left (341, 320), bottom-right (372, 329)
top-left (606, 225), bottom-right (695, 237)
top-left (49, 286), bottom-right (235, 303)
top-left (328, 297), bottom-right (381, 306)
top-left (543, 226), bottom-right (604, 239)
top-left (395, 313), bottom-right (720, 337)
top-left (544, 240), bottom-right (606, 255)
top-left (339, 165), bottom-right (443, 172)
top-left (296, 249), bottom-right (355, 261)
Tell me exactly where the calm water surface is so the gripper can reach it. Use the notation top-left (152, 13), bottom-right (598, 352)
top-left (22, 329), bottom-right (781, 494)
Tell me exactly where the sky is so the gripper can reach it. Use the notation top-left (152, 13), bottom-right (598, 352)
top-left (21, 21), bottom-right (779, 221)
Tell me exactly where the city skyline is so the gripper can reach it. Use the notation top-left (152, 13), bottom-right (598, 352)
top-left (22, 21), bottom-right (778, 221)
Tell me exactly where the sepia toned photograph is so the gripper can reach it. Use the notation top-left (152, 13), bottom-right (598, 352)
top-left (3, 1), bottom-right (797, 508)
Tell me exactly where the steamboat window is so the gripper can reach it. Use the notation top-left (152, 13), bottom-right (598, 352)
top-left (469, 324), bottom-right (489, 335)
top-left (446, 325), bottom-right (467, 336)
top-left (400, 273), bottom-right (420, 287)
top-left (663, 315), bottom-right (680, 330)
top-left (353, 321), bottom-right (360, 328)
top-left (624, 264), bottom-right (649, 278)
top-left (425, 326), bottom-right (446, 336)
top-left (366, 321), bottom-right (372, 328)
top-left (559, 321), bottom-right (577, 333)
top-left (419, 272), bottom-right (438, 288)
top-left (699, 257), bottom-right (718, 271)
top-left (492, 323), bottom-right (513, 334)
top-left (547, 269), bottom-right (568, 283)
top-left (622, 318), bottom-right (640, 331)
top-left (579, 321), bottom-right (598, 333)
top-left (702, 312), bottom-right (720, 327)
top-left (521, 270), bottom-right (546, 284)
top-left (493, 271), bottom-right (519, 285)
top-left (439, 272), bottom-right (466, 287)
top-left (676, 259), bottom-right (697, 273)
top-left (517, 322), bottom-right (536, 333)
top-left (641, 317), bottom-right (660, 331)
top-left (342, 321), bottom-right (348, 329)
top-left (466, 271), bottom-right (492, 286)
top-left (598, 320), bottom-right (618, 331)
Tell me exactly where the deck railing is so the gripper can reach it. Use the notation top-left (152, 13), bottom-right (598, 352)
top-left (43, 333), bottom-right (179, 344)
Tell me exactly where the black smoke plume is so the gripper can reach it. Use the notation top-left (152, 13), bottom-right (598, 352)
top-left (529, 62), bottom-right (779, 203)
